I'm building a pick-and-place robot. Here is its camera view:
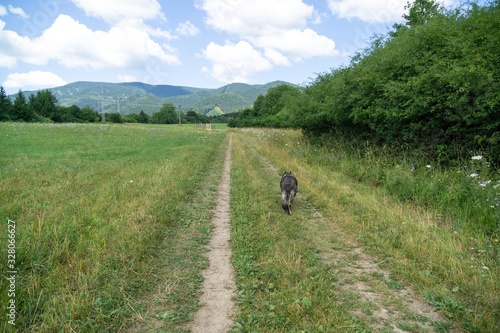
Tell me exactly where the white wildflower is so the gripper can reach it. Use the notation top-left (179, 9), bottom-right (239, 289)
top-left (471, 156), bottom-right (483, 160)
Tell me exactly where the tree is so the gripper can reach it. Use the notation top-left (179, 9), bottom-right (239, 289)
top-left (152, 103), bottom-right (178, 124)
top-left (137, 110), bottom-right (151, 123)
top-left (80, 106), bottom-right (100, 122)
top-left (0, 86), bottom-right (12, 121)
top-left (13, 91), bottom-right (33, 121)
top-left (106, 112), bottom-right (124, 123)
top-left (393, 0), bottom-right (444, 33)
top-left (29, 90), bottom-right (59, 121)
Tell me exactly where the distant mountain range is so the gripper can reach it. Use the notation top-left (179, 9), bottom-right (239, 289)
top-left (11, 81), bottom-right (295, 115)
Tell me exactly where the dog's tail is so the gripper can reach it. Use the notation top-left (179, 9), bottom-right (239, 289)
top-left (281, 189), bottom-right (296, 214)
top-left (280, 172), bottom-right (298, 214)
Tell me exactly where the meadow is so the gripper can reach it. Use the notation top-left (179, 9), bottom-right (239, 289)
top-left (1, 124), bottom-right (498, 332)
top-left (229, 128), bottom-right (498, 332)
top-left (0, 123), bottom-right (227, 332)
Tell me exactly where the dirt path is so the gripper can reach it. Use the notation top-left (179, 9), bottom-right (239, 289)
top-left (190, 136), bottom-right (235, 333)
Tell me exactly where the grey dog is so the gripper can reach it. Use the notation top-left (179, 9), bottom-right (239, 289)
top-left (280, 171), bottom-right (298, 214)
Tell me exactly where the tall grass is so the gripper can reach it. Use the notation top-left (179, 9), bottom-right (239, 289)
top-left (233, 128), bottom-right (499, 332)
top-left (0, 123), bottom-right (226, 332)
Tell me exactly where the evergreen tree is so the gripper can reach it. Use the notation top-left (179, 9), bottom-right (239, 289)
top-left (13, 91), bottom-right (33, 121)
top-left (138, 110), bottom-right (151, 123)
top-left (30, 90), bottom-right (59, 121)
top-left (0, 86), bottom-right (12, 121)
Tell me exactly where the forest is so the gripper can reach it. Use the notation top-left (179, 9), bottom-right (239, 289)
top-left (229, 0), bottom-right (500, 165)
top-left (0, 87), bottom-right (231, 125)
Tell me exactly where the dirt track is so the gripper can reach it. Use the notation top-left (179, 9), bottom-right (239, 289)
top-left (190, 136), bottom-right (235, 333)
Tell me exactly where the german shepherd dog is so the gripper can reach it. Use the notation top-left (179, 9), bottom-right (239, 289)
top-left (280, 171), bottom-right (298, 214)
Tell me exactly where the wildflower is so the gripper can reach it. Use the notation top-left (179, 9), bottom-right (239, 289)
top-left (479, 180), bottom-right (491, 187)
top-left (482, 266), bottom-right (490, 270)
top-left (469, 173), bottom-right (479, 178)
top-left (426, 165), bottom-right (431, 168)
top-left (471, 156), bottom-right (483, 160)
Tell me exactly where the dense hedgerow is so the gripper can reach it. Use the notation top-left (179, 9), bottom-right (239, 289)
top-left (230, 1), bottom-right (500, 165)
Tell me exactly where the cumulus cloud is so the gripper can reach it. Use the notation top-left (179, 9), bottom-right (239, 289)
top-left (8, 5), bottom-right (29, 19)
top-left (327, 0), bottom-right (458, 23)
top-left (3, 71), bottom-right (67, 91)
top-left (199, 0), bottom-right (315, 36)
top-left (197, 0), bottom-right (337, 82)
top-left (0, 5), bottom-right (7, 16)
top-left (0, 14), bottom-right (180, 69)
top-left (71, 0), bottom-right (165, 24)
top-left (202, 41), bottom-right (273, 83)
top-left (176, 21), bottom-right (199, 37)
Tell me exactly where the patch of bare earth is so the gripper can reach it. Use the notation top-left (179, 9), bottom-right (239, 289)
top-left (190, 136), bottom-right (236, 333)
top-left (260, 153), bottom-right (452, 333)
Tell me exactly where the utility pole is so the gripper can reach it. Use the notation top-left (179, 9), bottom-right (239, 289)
top-left (178, 105), bottom-right (181, 125)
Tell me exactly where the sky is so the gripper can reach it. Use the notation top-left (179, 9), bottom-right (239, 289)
top-left (0, 0), bottom-right (465, 94)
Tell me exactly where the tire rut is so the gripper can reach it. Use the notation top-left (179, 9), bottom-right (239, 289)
top-left (256, 149), bottom-right (453, 333)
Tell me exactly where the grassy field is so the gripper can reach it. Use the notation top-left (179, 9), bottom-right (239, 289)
top-left (0, 123), bottom-right (227, 332)
top-left (229, 128), bottom-right (498, 332)
top-left (1, 124), bottom-right (498, 332)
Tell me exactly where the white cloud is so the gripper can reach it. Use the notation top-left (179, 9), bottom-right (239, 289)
top-left (71, 0), bottom-right (165, 24)
top-left (3, 71), bottom-right (67, 91)
top-left (263, 48), bottom-right (291, 67)
top-left (197, 0), bottom-right (338, 83)
top-left (327, 0), bottom-right (405, 22)
top-left (0, 5), bottom-right (7, 16)
top-left (117, 74), bottom-right (138, 82)
top-left (198, 0), bottom-right (315, 36)
top-left (202, 41), bottom-right (273, 83)
top-left (176, 21), bottom-right (199, 37)
top-left (252, 28), bottom-right (338, 61)
top-left (8, 5), bottom-right (29, 19)
top-left (327, 0), bottom-right (458, 23)
top-left (0, 14), bottom-right (180, 69)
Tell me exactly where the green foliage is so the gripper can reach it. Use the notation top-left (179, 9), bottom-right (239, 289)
top-left (151, 102), bottom-right (180, 124)
top-left (229, 84), bottom-right (303, 128)
top-left (13, 90), bottom-right (33, 122)
top-left (0, 86), bottom-right (12, 121)
top-left (2, 87), bottom-right (102, 124)
top-left (29, 90), bottom-right (59, 121)
top-left (106, 112), bottom-right (124, 123)
top-left (236, 2), bottom-right (500, 165)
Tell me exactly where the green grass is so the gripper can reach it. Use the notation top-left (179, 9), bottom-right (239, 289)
top-left (2, 124), bottom-right (498, 332)
top-left (231, 128), bottom-right (499, 332)
top-left (230, 132), bottom-right (368, 332)
top-left (0, 122), bottom-right (227, 332)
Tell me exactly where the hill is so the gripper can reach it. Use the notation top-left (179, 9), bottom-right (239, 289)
top-left (12, 81), bottom-right (294, 115)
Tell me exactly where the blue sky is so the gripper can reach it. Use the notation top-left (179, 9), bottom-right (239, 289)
top-left (0, 0), bottom-right (463, 94)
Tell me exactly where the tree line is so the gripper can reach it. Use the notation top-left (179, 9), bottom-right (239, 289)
top-left (0, 87), bottom-right (228, 125)
top-left (229, 0), bottom-right (500, 164)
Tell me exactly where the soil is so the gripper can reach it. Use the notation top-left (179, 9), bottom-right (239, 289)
top-left (190, 136), bottom-right (236, 333)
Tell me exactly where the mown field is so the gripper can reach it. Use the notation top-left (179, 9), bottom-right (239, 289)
top-left (0, 123), bottom-right (227, 332)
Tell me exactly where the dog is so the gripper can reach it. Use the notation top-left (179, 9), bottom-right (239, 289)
top-left (280, 171), bottom-right (298, 214)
